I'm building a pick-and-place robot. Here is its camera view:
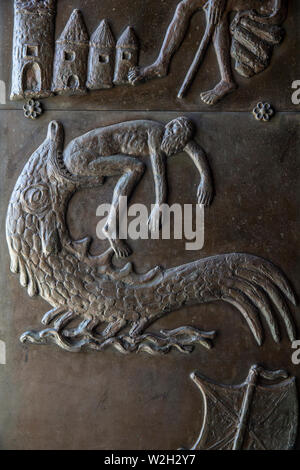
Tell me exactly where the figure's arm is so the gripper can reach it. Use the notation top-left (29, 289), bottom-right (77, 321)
top-left (148, 150), bottom-right (167, 232)
top-left (184, 140), bottom-right (214, 206)
top-left (151, 151), bottom-right (167, 206)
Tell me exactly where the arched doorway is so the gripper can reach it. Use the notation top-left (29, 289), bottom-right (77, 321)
top-left (22, 62), bottom-right (41, 93)
top-left (67, 75), bottom-right (80, 89)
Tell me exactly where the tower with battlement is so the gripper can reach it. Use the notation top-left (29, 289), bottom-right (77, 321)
top-left (10, 0), bottom-right (56, 101)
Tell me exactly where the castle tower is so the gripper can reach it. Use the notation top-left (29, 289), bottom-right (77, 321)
top-left (10, 0), bottom-right (57, 101)
top-left (52, 9), bottom-right (89, 95)
top-left (114, 26), bottom-right (139, 85)
top-left (86, 20), bottom-right (115, 90)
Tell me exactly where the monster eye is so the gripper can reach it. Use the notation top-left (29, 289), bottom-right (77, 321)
top-left (21, 184), bottom-right (51, 215)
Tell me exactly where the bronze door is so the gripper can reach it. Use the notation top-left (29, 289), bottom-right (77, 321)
top-left (0, 0), bottom-right (299, 450)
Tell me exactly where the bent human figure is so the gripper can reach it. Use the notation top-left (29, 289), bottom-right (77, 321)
top-left (63, 117), bottom-right (214, 258)
top-left (129, 0), bottom-right (287, 104)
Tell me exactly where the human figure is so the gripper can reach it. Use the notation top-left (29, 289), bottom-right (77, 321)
top-left (129, 0), bottom-right (286, 105)
top-left (63, 117), bottom-right (214, 258)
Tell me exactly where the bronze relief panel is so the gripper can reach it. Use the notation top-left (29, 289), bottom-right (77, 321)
top-left (0, 0), bottom-right (299, 451)
top-left (0, 0), bottom-right (298, 111)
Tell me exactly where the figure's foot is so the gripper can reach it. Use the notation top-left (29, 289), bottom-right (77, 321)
top-left (200, 80), bottom-right (237, 105)
top-left (109, 238), bottom-right (132, 258)
top-left (128, 62), bottom-right (168, 85)
top-left (103, 224), bottom-right (132, 258)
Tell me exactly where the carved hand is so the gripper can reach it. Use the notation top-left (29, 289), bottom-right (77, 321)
top-left (209, 0), bottom-right (227, 26)
top-left (197, 178), bottom-right (214, 206)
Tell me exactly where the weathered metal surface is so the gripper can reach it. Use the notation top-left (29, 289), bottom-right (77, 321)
top-left (189, 365), bottom-right (298, 450)
top-left (0, 0), bottom-right (299, 111)
top-left (0, 0), bottom-right (299, 451)
top-left (0, 110), bottom-right (299, 449)
top-left (5, 117), bottom-right (296, 355)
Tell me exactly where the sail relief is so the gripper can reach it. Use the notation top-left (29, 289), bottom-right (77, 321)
top-left (188, 364), bottom-right (298, 450)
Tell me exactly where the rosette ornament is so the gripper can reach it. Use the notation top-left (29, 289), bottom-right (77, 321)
top-left (252, 102), bottom-right (274, 122)
top-left (23, 99), bottom-right (43, 120)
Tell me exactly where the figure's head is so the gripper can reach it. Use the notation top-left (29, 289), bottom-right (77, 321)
top-left (161, 117), bottom-right (194, 156)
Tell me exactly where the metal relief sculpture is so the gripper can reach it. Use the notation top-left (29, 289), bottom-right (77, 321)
top-left (10, 2), bottom-right (140, 101)
top-left (87, 20), bottom-right (115, 90)
top-left (252, 101), bottom-right (274, 121)
top-left (129, 0), bottom-right (287, 104)
top-left (6, 120), bottom-right (297, 354)
top-left (114, 27), bottom-right (139, 86)
top-left (23, 99), bottom-right (43, 120)
top-left (10, 1), bottom-right (287, 105)
top-left (63, 116), bottom-right (213, 257)
top-left (5, 1), bottom-right (299, 451)
top-left (229, 3), bottom-right (286, 78)
top-left (52, 9), bottom-right (89, 96)
top-left (10, 0), bottom-right (57, 101)
top-left (187, 365), bottom-right (298, 450)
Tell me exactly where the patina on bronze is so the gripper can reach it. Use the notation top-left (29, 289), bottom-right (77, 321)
top-left (10, 0), bottom-right (288, 105)
top-left (6, 119), bottom-right (296, 355)
top-left (188, 365), bottom-right (298, 450)
top-left (0, 0), bottom-right (299, 451)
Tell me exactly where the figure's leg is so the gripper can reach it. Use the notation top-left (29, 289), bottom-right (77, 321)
top-left (65, 153), bottom-right (145, 257)
top-left (103, 168), bottom-right (145, 257)
top-left (200, 11), bottom-right (237, 105)
top-left (65, 151), bottom-right (145, 257)
top-left (129, 0), bottom-right (203, 84)
top-left (89, 156), bottom-right (145, 258)
top-left (200, 0), bottom-right (271, 104)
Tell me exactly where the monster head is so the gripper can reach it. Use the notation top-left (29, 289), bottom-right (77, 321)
top-left (6, 120), bottom-right (66, 295)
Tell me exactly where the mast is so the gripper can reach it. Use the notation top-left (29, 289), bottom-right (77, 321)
top-left (233, 365), bottom-right (288, 450)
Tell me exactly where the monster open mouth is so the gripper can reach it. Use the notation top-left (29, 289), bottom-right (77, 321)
top-left (50, 146), bottom-right (104, 187)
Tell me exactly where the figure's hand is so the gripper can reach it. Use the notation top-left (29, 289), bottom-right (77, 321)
top-left (128, 67), bottom-right (142, 86)
top-left (209, 0), bottom-right (227, 25)
top-left (197, 179), bottom-right (214, 206)
top-left (148, 205), bottom-right (162, 233)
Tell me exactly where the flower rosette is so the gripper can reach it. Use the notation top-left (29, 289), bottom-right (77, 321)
top-left (253, 102), bottom-right (274, 122)
top-left (23, 99), bottom-right (43, 120)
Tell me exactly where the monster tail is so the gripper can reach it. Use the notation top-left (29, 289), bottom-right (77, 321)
top-left (159, 253), bottom-right (297, 346)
